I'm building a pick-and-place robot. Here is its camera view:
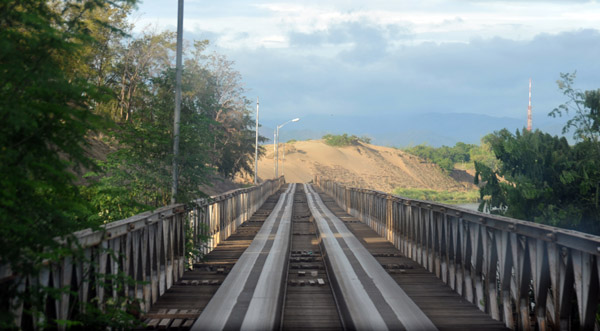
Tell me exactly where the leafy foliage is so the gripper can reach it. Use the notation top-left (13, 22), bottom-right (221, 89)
top-left (202, 50), bottom-right (263, 178)
top-left (87, 66), bottom-right (214, 215)
top-left (550, 72), bottom-right (600, 143)
top-left (322, 133), bottom-right (371, 146)
top-left (1, 0), bottom-right (261, 327)
top-left (475, 128), bottom-right (600, 234)
top-left (402, 140), bottom-right (498, 174)
top-left (0, 0), bottom-right (114, 284)
top-left (83, 37), bottom-right (262, 217)
top-left (392, 188), bottom-right (479, 205)
top-left (475, 74), bottom-right (600, 234)
top-left (0, 1), bottom-right (144, 327)
top-left (403, 142), bottom-right (471, 172)
top-left (469, 134), bottom-right (501, 172)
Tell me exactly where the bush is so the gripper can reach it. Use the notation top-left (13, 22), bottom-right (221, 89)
top-left (322, 133), bottom-right (370, 146)
top-left (403, 142), bottom-right (486, 173)
top-left (392, 188), bottom-right (479, 204)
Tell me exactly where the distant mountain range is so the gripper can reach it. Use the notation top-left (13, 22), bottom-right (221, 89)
top-left (260, 112), bottom-right (568, 147)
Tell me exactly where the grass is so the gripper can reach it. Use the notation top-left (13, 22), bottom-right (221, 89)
top-left (392, 187), bottom-right (480, 205)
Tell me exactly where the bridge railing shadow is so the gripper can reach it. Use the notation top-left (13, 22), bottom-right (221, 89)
top-left (1, 177), bottom-right (284, 329)
top-left (315, 175), bottom-right (600, 331)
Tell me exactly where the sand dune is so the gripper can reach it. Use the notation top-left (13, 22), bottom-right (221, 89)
top-left (256, 140), bottom-right (475, 193)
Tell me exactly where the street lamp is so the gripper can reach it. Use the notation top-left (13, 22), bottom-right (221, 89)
top-left (274, 118), bottom-right (299, 178)
top-left (254, 97), bottom-right (259, 184)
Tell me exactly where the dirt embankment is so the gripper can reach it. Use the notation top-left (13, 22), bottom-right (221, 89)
top-left (256, 140), bottom-right (476, 192)
top-left (83, 136), bottom-right (474, 196)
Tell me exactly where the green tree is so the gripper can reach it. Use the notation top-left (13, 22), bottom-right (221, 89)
top-left (470, 134), bottom-right (500, 171)
top-left (474, 129), bottom-right (583, 227)
top-left (549, 72), bottom-right (600, 229)
top-left (85, 39), bottom-right (261, 217)
top-left (475, 73), bottom-right (600, 234)
top-left (550, 72), bottom-right (600, 144)
top-left (403, 142), bottom-right (478, 173)
top-left (86, 65), bottom-right (214, 219)
top-left (202, 51), bottom-right (263, 178)
top-left (0, 0), bottom-right (136, 326)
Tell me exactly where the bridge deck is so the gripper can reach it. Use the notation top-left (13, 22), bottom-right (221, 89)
top-left (315, 186), bottom-right (508, 331)
top-left (141, 184), bottom-right (508, 330)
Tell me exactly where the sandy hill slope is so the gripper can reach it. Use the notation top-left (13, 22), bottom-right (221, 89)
top-left (257, 140), bottom-right (475, 193)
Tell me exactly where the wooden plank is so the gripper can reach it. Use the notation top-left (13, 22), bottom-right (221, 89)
top-left (170, 319), bottom-right (183, 328)
top-left (157, 318), bottom-right (171, 329)
top-left (146, 319), bottom-right (160, 328)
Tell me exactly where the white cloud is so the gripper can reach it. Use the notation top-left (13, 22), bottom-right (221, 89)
top-left (131, 1), bottom-right (600, 144)
top-left (133, 1), bottom-right (600, 53)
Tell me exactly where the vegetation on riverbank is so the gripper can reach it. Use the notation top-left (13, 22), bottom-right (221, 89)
top-left (392, 188), bottom-right (479, 205)
top-left (402, 140), bottom-right (498, 173)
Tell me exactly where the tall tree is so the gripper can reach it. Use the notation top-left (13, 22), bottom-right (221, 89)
top-left (87, 66), bottom-right (214, 219)
top-left (476, 73), bottom-right (600, 234)
top-left (550, 72), bottom-right (600, 144)
top-left (203, 51), bottom-right (260, 177)
top-left (0, 0), bottom-right (136, 326)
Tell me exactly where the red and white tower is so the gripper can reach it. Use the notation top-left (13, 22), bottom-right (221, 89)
top-left (527, 78), bottom-right (532, 131)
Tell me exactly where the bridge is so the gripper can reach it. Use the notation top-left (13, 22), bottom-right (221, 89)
top-left (2, 177), bottom-right (600, 330)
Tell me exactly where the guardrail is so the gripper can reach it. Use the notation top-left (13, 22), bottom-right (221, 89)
top-left (315, 176), bottom-right (600, 330)
top-left (1, 177), bottom-right (284, 329)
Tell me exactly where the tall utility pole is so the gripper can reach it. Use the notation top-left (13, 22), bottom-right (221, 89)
top-left (274, 129), bottom-right (277, 178)
top-left (254, 97), bottom-right (259, 184)
top-left (276, 126), bottom-right (280, 177)
top-left (171, 0), bottom-right (183, 204)
top-left (527, 78), bottom-right (532, 131)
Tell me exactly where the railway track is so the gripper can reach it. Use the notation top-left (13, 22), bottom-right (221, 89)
top-left (191, 184), bottom-right (438, 331)
top-left (304, 183), bottom-right (436, 330)
top-left (281, 184), bottom-right (342, 330)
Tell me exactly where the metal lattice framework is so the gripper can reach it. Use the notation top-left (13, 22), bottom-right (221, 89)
top-left (315, 176), bottom-right (600, 330)
top-left (0, 177), bottom-right (284, 329)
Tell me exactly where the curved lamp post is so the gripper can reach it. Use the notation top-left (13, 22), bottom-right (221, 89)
top-left (274, 118), bottom-right (299, 178)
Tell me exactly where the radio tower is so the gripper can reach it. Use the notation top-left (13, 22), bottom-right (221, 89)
top-left (527, 78), bottom-right (532, 131)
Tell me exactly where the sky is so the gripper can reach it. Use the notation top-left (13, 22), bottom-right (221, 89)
top-left (131, 0), bottom-right (600, 146)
